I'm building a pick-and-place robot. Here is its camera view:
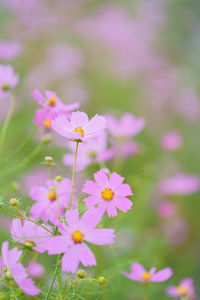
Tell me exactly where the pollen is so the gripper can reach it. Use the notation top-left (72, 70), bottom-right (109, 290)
top-left (43, 119), bottom-right (52, 128)
top-left (74, 127), bottom-right (84, 137)
top-left (101, 188), bottom-right (114, 201)
top-left (48, 191), bottom-right (57, 201)
top-left (141, 272), bottom-right (151, 281)
top-left (48, 97), bottom-right (57, 107)
top-left (72, 231), bottom-right (84, 243)
top-left (177, 285), bottom-right (188, 296)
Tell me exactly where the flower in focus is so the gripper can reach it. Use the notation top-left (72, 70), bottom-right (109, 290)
top-left (159, 173), bottom-right (200, 195)
top-left (52, 111), bottom-right (107, 142)
top-left (33, 89), bottom-right (80, 113)
top-left (45, 208), bottom-right (115, 273)
top-left (161, 131), bottom-right (183, 152)
top-left (167, 278), bottom-right (196, 298)
top-left (11, 219), bottom-right (51, 252)
top-left (82, 169), bottom-right (133, 217)
top-left (122, 263), bottom-right (173, 283)
top-left (29, 178), bottom-right (73, 224)
top-left (0, 64), bottom-right (19, 98)
top-left (0, 241), bottom-right (40, 295)
top-left (27, 261), bottom-right (45, 279)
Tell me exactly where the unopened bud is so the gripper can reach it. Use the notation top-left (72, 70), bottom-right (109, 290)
top-left (5, 270), bottom-right (12, 280)
top-left (98, 276), bottom-right (106, 285)
top-left (55, 175), bottom-right (63, 182)
top-left (9, 198), bottom-right (18, 207)
top-left (44, 156), bottom-right (53, 164)
top-left (76, 270), bottom-right (86, 278)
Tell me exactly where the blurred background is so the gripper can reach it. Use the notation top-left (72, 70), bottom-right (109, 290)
top-left (0, 0), bottom-right (199, 299)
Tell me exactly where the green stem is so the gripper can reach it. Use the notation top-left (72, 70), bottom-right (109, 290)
top-left (0, 205), bottom-right (53, 234)
top-left (68, 141), bottom-right (79, 209)
top-left (69, 278), bottom-right (97, 287)
top-left (9, 284), bottom-right (18, 300)
top-left (0, 93), bottom-right (15, 157)
top-left (45, 254), bottom-right (61, 300)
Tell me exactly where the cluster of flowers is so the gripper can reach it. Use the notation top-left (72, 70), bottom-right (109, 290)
top-left (0, 64), bottom-right (197, 299)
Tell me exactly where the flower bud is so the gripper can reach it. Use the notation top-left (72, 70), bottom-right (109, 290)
top-left (76, 270), bottom-right (86, 278)
top-left (98, 276), bottom-right (106, 285)
top-left (44, 156), bottom-right (53, 164)
top-left (5, 270), bottom-right (12, 280)
top-left (9, 198), bottom-right (18, 207)
top-left (41, 134), bottom-right (52, 144)
top-left (55, 175), bottom-right (63, 182)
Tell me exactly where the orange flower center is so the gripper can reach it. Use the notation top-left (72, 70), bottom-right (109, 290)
top-left (48, 191), bottom-right (57, 201)
top-left (72, 231), bottom-right (84, 243)
top-left (177, 285), bottom-right (188, 296)
top-left (43, 119), bottom-right (52, 128)
top-left (141, 272), bottom-right (151, 281)
top-left (48, 97), bottom-right (57, 107)
top-left (74, 127), bottom-right (84, 137)
top-left (101, 188), bottom-right (114, 201)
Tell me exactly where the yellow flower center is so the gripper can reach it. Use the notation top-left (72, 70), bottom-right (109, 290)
top-left (141, 272), bottom-right (151, 281)
top-left (177, 285), bottom-right (188, 296)
top-left (101, 188), bottom-right (114, 201)
top-left (43, 119), bottom-right (52, 128)
top-left (48, 191), bottom-right (57, 201)
top-left (48, 97), bottom-right (57, 107)
top-left (25, 240), bottom-right (36, 248)
top-left (74, 127), bottom-right (85, 137)
top-left (72, 231), bottom-right (84, 243)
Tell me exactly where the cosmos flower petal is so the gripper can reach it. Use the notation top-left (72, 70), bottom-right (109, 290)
top-left (62, 247), bottom-right (79, 273)
top-left (79, 208), bottom-right (103, 232)
top-left (151, 268), bottom-right (173, 282)
top-left (76, 243), bottom-right (96, 267)
top-left (66, 209), bottom-right (80, 229)
top-left (46, 236), bottom-right (70, 254)
top-left (94, 169), bottom-right (109, 187)
top-left (166, 286), bottom-right (179, 297)
top-left (84, 196), bottom-right (99, 208)
top-left (115, 196), bottom-right (133, 212)
top-left (109, 172), bottom-right (124, 188)
top-left (71, 111), bottom-right (88, 127)
top-left (84, 229), bottom-right (115, 245)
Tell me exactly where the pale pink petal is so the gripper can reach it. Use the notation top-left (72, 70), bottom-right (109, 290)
top-left (82, 180), bottom-right (100, 195)
top-left (11, 219), bottom-right (23, 241)
top-left (84, 196), bottom-right (99, 208)
top-left (166, 286), bottom-right (179, 297)
top-left (109, 172), bottom-right (124, 188)
top-left (76, 243), bottom-right (96, 267)
top-left (46, 236), bottom-right (71, 254)
top-left (115, 196), bottom-right (133, 212)
top-left (29, 186), bottom-right (48, 201)
top-left (84, 115), bottom-right (107, 136)
top-left (52, 116), bottom-right (72, 138)
top-left (70, 111), bottom-right (88, 127)
top-left (19, 278), bottom-right (41, 295)
top-left (116, 184), bottom-right (133, 196)
top-left (94, 169), bottom-right (109, 187)
top-left (62, 247), bottom-right (79, 273)
top-left (66, 209), bottom-right (80, 230)
top-left (84, 228), bottom-right (115, 245)
top-left (30, 201), bottom-right (49, 218)
top-left (80, 208), bottom-right (103, 232)
top-left (151, 268), bottom-right (173, 282)
top-left (106, 203), bottom-right (118, 217)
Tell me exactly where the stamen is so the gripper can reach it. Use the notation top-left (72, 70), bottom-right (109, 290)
top-left (141, 272), bottom-right (151, 281)
top-left (72, 231), bottom-right (84, 243)
top-left (43, 119), bottom-right (52, 128)
top-left (74, 127), bottom-right (84, 137)
top-left (177, 285), bottom-right (188, 296)
top-left (101, 188), bottom-right (114, 201)
top-left (48, 97), bottom-right (57, 107)
top-left (48, 191), bottom-right (57, 201)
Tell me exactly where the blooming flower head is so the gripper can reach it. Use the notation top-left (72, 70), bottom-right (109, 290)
top-left (11, 219), bottom-right (51, 253)
top-left (0, 241), bottom-right (40, 295)
top-left (167, 278), bottom-right (195, 298)
top-left (82, 169), bottom-right (133, 217)
top-left (161, 131), bottom-right (182, 152)
top-left (107, 113), bottom-right (145, 138)
top-left (159, 173), bottom-right (200, 195)
top-left (29, 178), bottom-right (73, 224)
top-left (27, 261), bottom-right (45, 279)
top-left (33, 108), bottom-right (59, 130)
top-left (122, 263), bottom-right (173, 283)
top-left (52, 111), bottom-right (107, 142)
top-left (45, 208), bottom-right (115, 273)
top-left (0, 65), bottom-right (19, 98)
top-left (33, 89), bottom-right (80, 113)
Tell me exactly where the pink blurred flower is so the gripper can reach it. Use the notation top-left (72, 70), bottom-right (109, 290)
top-left (45, 208), bottom-right (115, 273)
top-left (82, 169), bottom-right (133, 217)
top-left (160, 173), bottom-right (200, 195)
top-left (164, 218), bottom-right (188, 245)
top-left (122, 263), bottom-right (173, 283)
top-left (27, 261), bottom-right (45, 278)
top-left (107, 113), bottom-right (145, 138)
top-left (167, 278), bottom-right (196, 298)
top-left (11, 219), bottom-right (51, 253)
top-left (161, 131), bottom-right (183, 151)
top-left (29, 178), bottom-right (73, 224)
top-left (0, 65), bottom-right (19, 98)
top-left (0, 241), bottom-right (40, 295)
top-left (52, 111), bottom-right (107, 142)
top-left (33, 108), bottom-right (59, 130)
top-left (33, 89), bottom-right (79, 113)
top-left (156, 201), bottom-right (176, 218)
top-left (0, 41), bottom-right (22, 61)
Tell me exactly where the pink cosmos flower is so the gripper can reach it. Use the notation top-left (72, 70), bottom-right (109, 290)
top-left (29, 178), bottom-right (73, 224)
top-left (82, 169), bottom-right (133, 217)
top-left (52, 111), bottom-right (107, 142)
top-left (11, 219), bottom-right (51, 253)
top-left (107, 113), bottom-right (145, 138)
top-left (27, 261), bottom-right (45, 278)
top-left (122, 263), bottom-right (173, 283)
top-left (161, 131), bottom-right (182, 151)
top-left (0, 65), bottom-right (19, 98)
top-left (33, 89), bottom-right (80, 113)
top-left (156, 201), bottom-right (176, 218)
top-left (0, 241), bottom-right (40, 295)
top-left (160, 173), bottom-right (200, 195)
top-left (167, 278), bottom-right (196, 298)
top-left (45, 208), bottom-right (115, 273)
top-left (33, 108), bottom-right (59, 130)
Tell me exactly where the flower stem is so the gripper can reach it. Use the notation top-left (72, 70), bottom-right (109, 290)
top-left (68, 141), bottom-right (79, 209)
top-left (0, 93), bottom-right (15, 157)
top-left (45, 254), bottom-right (61, 300)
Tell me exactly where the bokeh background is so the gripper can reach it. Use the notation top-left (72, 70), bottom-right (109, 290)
top-left (0, 0), bottom-right (200, 299)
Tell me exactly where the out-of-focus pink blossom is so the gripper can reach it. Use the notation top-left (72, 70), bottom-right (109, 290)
top-left (33, 108), bottom-right (60, 130)
top-left (167, 278), bottom-right (196, 298)
top-left (0, 64), bottom-right (19, 98)
top-left (156, 201), bottom-right (176, 218)
top-left (27, 261), bottom-right (45, 278)
top-left (161, 131), bottom-right (183, 152)
top-left (0, 41), bottom-right (22, 61)
top-left (164, 218), bottom-right (189, 245)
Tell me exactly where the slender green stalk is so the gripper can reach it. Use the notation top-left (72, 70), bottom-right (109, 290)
top-left (68, 141), bottom-right (79, 209)
top-left (45, 254), bottom-right (61, 300)
top-left (9, 284), bottom-right (18, 300)
top-left (0, 205), bottom-right (53, 234)
top-left (0, 93), bottom-right (15, 157)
